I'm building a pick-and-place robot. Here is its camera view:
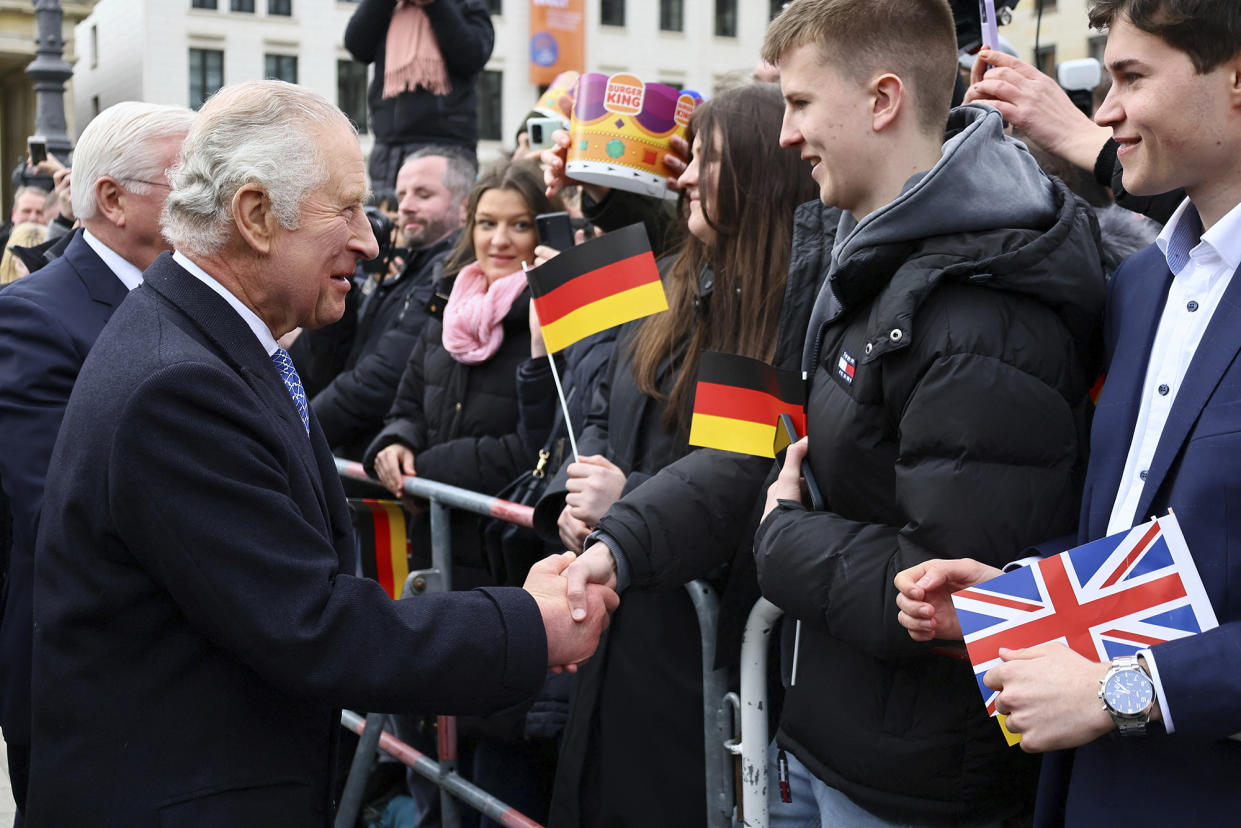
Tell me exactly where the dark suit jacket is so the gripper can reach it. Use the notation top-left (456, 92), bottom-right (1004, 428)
top-left (0, 230), bottom-right (127, 747)
top-left (1036, 243), bottom-right (1241, 825)
top-left (28, 255), bottom-right (547, 826)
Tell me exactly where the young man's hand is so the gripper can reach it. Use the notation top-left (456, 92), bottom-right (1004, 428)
top-left (894, 558), bottom-right (1002, 641)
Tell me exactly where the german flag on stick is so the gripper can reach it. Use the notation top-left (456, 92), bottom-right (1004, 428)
top-left (689, 351), bottom-right (806, 458)
top-left (526, 223), bottom-right (667, 354)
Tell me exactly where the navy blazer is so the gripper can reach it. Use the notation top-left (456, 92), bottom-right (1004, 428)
top-left (0, 230), bottom-right (128, 747)
top-left (28, 255), bottom-right (547, 826)
top-left (1036, 243), bottom-right (1241, 825)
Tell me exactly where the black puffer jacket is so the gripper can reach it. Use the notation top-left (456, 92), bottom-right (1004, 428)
top-left (312, 235), bottom-right (456, 459)
top-left (363, 272), bottom-right (545, 587)
top-left (588, 200), bottom-right (840, 664)
top-left (344, 0), bottom-right (493, 156)
top-left (754, 106), bottom-right (1106, 825)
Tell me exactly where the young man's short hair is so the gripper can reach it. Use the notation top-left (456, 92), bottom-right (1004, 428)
top-left (1089, 0), bottom-right (1241, 73)
top-left (762, 0), bottom-right (958, 134)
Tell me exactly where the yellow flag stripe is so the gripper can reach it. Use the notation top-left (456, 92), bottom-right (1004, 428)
top-left (688, 413), bottom-right (777, 458)
top-left (539, 281), bottom-right (668, 354)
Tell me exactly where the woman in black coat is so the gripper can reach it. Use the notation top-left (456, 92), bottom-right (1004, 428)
top-left (363, 160), bottom-right (563, 827)
top-left (531, 84), bottom-right (818, 828)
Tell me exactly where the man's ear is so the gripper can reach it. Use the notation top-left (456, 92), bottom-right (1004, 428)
top-left (871, 73), bottom-right (906, 133)
top-left (94, 177), bottom-right (127, 228)
top-left (457, 198), bottom-right (468, 226)
top-left (233, 184), bottom-right (276, 255)
top-left (1228, 53), bottom-right (1241, 111)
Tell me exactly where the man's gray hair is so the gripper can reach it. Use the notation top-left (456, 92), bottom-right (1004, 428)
top-left (403, 145), bottom-right (477, 204)
top-left (70, 102), bottom-right (194, 221)
top-left (162, 80), bottom-right (356, 257)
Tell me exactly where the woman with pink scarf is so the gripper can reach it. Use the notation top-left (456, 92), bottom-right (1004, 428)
top-left (366, 159), bottom-right (561, 589)
top-left (362, 160), bottom-right (564, 826)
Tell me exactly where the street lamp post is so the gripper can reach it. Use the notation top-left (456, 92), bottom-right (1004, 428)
top-left (18, 0), bottom-right (74, 187)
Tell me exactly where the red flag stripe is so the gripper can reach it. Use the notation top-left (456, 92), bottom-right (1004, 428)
top-left (693, 382), bottom-right (805, 431)
top-left (955, 589), bottom-right (1043, 612)
top-left (366, 500), bottom-right (395, 598)
top-left (532, 251), bottom-right (659, 326)
top-left (1098, 628), bottom-right (1168, 646)
top-left (1099, 522), bottom-right (1161, 589)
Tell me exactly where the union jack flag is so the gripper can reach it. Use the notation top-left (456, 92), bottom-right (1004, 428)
top-left (952, 514), bottom-right (1217, 721)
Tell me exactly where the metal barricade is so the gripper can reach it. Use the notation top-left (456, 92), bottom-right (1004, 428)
top-left (726, 598), bottom-right (784, 828)
top-left (333, 458), bottom-right (742, 828)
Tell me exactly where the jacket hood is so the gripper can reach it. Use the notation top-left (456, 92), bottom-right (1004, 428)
top-left (835, 105), bottom-right (1056, 261)
top-left (805, 104), bottom-right (1105, 372)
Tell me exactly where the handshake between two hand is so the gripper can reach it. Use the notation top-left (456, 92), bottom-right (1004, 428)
top-left (523, 546), bottom-right (621, 672)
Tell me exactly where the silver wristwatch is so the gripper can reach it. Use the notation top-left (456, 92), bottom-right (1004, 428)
top-left (1098, 655), bottom-right (1156, 735)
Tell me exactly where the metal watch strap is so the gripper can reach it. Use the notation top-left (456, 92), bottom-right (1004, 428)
top-left (1100, 655), bottom-right (1153, 736)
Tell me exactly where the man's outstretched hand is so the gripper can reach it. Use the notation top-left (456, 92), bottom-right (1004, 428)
top-left (525, 552), bottom-right (619, 671)
top-left (894, 558), bottom-right (1002, 641)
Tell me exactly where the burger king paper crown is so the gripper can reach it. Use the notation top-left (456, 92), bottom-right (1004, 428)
top-left (566, 73), bottom-right (699, 200)
top-left (535, 70), bottom-right (580, 125)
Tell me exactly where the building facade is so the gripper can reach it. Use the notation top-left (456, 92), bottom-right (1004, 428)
top-left (72, 0), bottom-right (776, 175)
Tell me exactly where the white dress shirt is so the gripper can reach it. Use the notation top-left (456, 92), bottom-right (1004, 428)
top-left (1105, 195), bottom-right (1241, 733)
top-left (81, 229), bottom-right (144, 292)
top-left (173, 250), bottom-right (278, 356)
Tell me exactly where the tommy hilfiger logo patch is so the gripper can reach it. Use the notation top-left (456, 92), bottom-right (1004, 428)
top-left (837, 350), bottom-right (856, 385)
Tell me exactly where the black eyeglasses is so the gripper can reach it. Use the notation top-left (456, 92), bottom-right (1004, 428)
top-left (119, 177), bottom-right (172, 190)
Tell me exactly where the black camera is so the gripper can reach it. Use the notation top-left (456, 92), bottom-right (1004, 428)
top-left (362, 205), bottom-right (396, 275)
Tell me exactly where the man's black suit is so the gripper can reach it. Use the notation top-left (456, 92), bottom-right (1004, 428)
top-left (0, 230), bottom-right (128, 811)
top-left (28, 254), bottom-right (547, 826)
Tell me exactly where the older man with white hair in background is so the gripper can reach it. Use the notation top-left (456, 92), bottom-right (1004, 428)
top-left (0, 101), bottom-right (192, 825)
top-left (26, 81), bottom-right (615, 827)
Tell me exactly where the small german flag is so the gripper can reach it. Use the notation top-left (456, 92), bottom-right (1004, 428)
top-left (347, 498), bottom-right (410, 600)
top-left (688, 351), bottom-right (806, 458)
top-left (526, 223), bottom-right (667, 353)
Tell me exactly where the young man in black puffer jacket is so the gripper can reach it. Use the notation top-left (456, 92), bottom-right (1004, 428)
top-left (754, 0), bottom-right (1107, 825)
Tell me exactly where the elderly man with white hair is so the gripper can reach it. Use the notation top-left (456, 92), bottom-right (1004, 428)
top-left (0, 100), bottom-right (192, 823)
top-left (26, 80), bottom-right (616, 826)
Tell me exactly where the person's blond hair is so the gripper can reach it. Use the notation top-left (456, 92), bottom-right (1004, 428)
top-left (762, 0), bottom-right (959, 134)
top-left (0, 222), bottom-right (46, 284)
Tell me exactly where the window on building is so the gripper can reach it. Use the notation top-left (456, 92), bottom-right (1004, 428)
top-left (231, 0), bottom-right (255, 11)
top-left (191, 0), bottom-right (218, 8)
top-left (660, 0), bottom-right (683, 31)
top-left (715, 0), bottom-right (737, 37)
top-left (1034, 44), bottom-right (1056, 77)
top-left (268, 0), bottom-right (291, 14)
top-left (264, 53), bottom-right (298, 84)
top-left (600, 0), bottom-right (624, 27)
top-left (337, 59), bottom-right (369, 134)
top-left (90, 25), bottom-right (98, 68)
top-left (485, 0), bottom-right (501, 13)
top-left (91, 95), bottom-right (101, 118)
top-left (770, 0), bottom-right (786, 18)
top-left (477, 69), bottom-right (503, 141)
top-left (189, 48), bottom-right (224, 110)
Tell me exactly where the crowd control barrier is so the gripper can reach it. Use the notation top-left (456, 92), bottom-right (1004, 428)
top-left (334, 457), bottom-right (778, 828)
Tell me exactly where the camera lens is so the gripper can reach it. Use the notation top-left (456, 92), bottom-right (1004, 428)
top-left (530, 125), bottom-right (543, 144)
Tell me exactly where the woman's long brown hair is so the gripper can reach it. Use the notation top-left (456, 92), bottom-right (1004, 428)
top-left (627, 83), bottom-right (817, 433)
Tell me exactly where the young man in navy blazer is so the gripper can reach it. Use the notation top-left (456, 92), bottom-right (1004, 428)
top-left (897, 1), bottom-right (1241, 823)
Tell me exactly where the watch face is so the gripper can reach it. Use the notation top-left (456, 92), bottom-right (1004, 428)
top-left (1104, 669), bottom-right (1154, 715)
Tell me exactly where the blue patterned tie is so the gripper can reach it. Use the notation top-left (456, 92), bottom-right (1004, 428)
top-left (270, 346), bottom-right (309, 435)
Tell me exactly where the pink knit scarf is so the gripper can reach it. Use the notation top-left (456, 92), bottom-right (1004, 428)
top-left (382, 1), bottom-right (450, 100)
top-left (441, 262), bottom-right (529, 365)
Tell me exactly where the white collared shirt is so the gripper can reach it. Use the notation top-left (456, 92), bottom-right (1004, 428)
top-left (81, 229), bottom-right (144, 292)
top-left (1105, 195), bottom-right (1241, 733)
top-left (172, 250), bottom-right (278, 356)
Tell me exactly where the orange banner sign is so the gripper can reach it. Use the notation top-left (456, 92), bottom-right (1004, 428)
top-left (529, 0), bottom-right (585, 86)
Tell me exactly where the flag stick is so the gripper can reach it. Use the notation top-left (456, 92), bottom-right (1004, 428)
top-left (524, 261), bottom-right (581, 461)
